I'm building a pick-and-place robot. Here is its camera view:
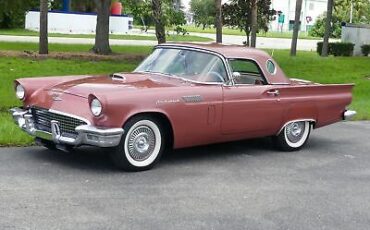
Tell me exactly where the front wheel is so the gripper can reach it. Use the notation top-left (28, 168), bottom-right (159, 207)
top-left (273, 121), bottom-right (311, 151)
top-left (109, 116), bottom-right (165, 171)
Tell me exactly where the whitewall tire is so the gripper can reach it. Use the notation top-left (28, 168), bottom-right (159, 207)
top-left (110, 116), bottom-right (165, 171)
top-left (273, 121), bottom-right (311, 151)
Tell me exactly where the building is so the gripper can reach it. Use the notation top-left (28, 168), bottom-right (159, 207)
top-left (270, 0), bottom-right (328, 32)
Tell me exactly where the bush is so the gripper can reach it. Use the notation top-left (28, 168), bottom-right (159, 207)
top-left (361, 44), bottom-right (370, 56)
top-left (331, 42), bottom-right (355, 56)
top-left (316, 42), bottom-right (354, 56)
top-left (309, 14), bottom-right (342, 38)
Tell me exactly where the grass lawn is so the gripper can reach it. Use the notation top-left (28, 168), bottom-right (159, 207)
top-left (0, 28), bottom-right (213, 42)
top-left (0, 41), bottom-right (153, 54)
top-left (0, 44), bottom-right (369, 146)
top-left (181, 25), bottom-right (319, 40)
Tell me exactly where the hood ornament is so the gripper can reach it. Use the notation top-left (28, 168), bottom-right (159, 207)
top-left (50, 91), bottom-right (63, 101)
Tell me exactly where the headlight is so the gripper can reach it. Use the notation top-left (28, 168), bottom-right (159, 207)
top-left (90, 98), bottom-right (103, 116)
top-left (16, 84), bottom-right (25, 100)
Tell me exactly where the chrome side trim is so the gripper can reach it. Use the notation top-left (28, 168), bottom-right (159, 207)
top-left (277, 119), bottom-right (316, 135)
top-left (343, 110), bottom-right (356, 121)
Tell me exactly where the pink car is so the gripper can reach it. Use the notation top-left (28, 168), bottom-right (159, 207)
top-left (11, 43), bottom-right (356, 171)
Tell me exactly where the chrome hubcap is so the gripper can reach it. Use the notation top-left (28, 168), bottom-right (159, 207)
top-left (285, 122), bottom-right (305, 143)
top-left (128, 126), bottom-right (156, 161)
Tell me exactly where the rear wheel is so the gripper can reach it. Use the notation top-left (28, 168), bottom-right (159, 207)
top-left (109, 116), bottom-right (165, 171)
top-left (273, 121), bottom-right (311, 151)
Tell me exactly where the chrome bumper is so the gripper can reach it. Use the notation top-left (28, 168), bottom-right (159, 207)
top-left (10, 108), bottom-right (124, 148)
top-left (343, 110), bottom-right (357, 121)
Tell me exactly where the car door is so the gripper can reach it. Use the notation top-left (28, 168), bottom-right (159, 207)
top-left (221, 59), bottom-right (284, 135)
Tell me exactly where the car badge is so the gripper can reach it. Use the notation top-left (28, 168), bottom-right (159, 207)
top-left (51, 92), bottom-right (63, 101)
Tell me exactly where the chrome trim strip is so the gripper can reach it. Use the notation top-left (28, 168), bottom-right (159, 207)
top-left (48, 108), bottom-right (91, 125)
top-left (277, 119), bottom-right (316, 135)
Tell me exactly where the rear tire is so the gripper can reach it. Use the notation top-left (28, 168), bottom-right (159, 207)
top-left (273, 121), bottom-right (311, 151)
top-left (109, 115), bottom-right (165, 171)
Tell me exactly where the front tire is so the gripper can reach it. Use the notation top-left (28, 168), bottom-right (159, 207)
top-left (109, 116), bottom-right (165, 171)
top-left (273, 121), bottom-right (311, 151)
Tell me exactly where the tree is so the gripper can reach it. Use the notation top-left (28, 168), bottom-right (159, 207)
top-left (0, 0), bottom-right (39, 28)
top-left (309, 0), bottom-right (370, 38)
top-left (250, 0), bottom-right (257, 47)
top-left (215, 0), bottom-right (222, 43)
top-left (222, 0), bottom-right (274, 46)
top-left (190, 0), bottom-right (216, 29)
top-left (92, 0), bottom-right (112, 55)
top-left (39, 0), bottom-right (48, 55)
top-left (290, 0), bottom-right (302, 56)
top-left (322, 0), bottom-right (333, 57)
top-left (152, 0), bottom-right (166, 44)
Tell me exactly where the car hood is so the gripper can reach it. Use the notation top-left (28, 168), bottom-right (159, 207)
top-left (45, 72), bottom-right (188, 98)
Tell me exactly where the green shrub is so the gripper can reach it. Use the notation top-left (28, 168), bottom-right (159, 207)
top-left (316, 42), bottom-right (332, 56)
top-left (331, 42), bottom-right (355, 56)
top-left (316, 42), bottom-right (354, 56)
top-left (361, 44), bottom-right (370, 56)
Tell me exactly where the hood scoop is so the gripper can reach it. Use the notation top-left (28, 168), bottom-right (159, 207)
top-left (111, 73), bottom-right (126, 81)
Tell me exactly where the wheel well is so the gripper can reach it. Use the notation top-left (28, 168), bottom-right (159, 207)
top-left (277, 119), bottom-right (316, 135)
top-left (124, 112), bottom-right (174, 149)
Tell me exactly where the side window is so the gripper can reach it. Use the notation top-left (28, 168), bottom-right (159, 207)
top-left (266, 60), bottom-right (276, 74)
top-left (229, 59), bottom-right (266, 85)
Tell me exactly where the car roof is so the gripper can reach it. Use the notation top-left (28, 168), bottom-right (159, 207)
top-left (156, 43), bottom-right (273, 60)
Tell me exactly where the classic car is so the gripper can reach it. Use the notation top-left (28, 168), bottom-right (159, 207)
top-left (11, 43), bottom-right (356, 171)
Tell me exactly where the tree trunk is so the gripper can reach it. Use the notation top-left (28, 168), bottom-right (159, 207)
top-left (290, 0), bottom-right (303, 56)
top-left (215, 0), bottom-right (222, 43)
top-left (39, 0), bottom-right (48, 55)
top-left (92, 0), bottom-right (112, 55)
top-left (152, 0), bottom-right (166, 44)
top-left (250, 0), bottom-right (258, 48)
top-left (322, 0), bottom-right (334, 57)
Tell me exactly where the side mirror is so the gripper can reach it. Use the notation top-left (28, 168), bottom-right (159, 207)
top-left (225, 72), bottom-right (240, 85)
top-left (232, 72), bottom-right (241, 78)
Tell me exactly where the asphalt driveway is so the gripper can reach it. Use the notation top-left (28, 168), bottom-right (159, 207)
top-left (0, 121), bottom-right (369, 230)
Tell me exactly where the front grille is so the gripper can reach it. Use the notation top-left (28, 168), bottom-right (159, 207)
top-left (31, 107), bottom-right (87, 137)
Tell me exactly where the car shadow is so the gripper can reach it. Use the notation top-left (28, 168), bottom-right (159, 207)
top-left (31, 135), bottom-right (338, 171)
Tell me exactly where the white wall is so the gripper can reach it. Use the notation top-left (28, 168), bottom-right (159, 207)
top-left (342, 24), bottom-right (370, 56)
top-left (25, 11), bottom-right (133, 35)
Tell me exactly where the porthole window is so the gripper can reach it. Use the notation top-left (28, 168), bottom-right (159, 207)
top-left (266, 60), bottom-right (276, 75)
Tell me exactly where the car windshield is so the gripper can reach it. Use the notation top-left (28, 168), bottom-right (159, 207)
top-left (134, 48), bottom-right (228, 83)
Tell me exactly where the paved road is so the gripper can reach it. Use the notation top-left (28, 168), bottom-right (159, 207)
top-left (0, 33), bottom-right (338, 51)
top-left (1, 121), bottom-right (370, 230)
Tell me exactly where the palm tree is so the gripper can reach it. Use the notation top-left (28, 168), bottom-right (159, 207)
top-left (322, 0), bottom-right (334, 57)
top-left (92, 0), bottom-right (112, 55)
top-left (215, 0), bottom-right (222, 43)
top-left (290, 0), bottom-right (303, 56)
top-left (39, 0), bottom-right (48, 54)
top-left (152, 0), bottom-right (166, 44)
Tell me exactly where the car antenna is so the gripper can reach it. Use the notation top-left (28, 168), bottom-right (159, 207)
top-left (271, 49), bottom-right (275, 57)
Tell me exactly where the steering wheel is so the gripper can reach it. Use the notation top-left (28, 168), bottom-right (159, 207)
top-left (204, 71), bottom-right (224, 83)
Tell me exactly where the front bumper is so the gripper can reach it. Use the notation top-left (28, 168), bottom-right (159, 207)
top-left (343, 110), bottom-right (357, 121)
top-left (10, 107), bottom-right (124, 148)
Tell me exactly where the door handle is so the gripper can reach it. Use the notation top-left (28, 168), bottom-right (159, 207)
top-left (267, 89), bottom-right (280, 96)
